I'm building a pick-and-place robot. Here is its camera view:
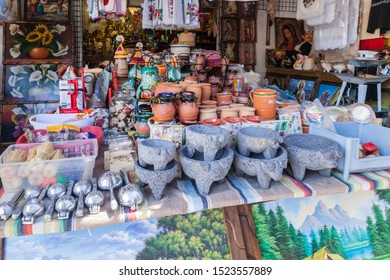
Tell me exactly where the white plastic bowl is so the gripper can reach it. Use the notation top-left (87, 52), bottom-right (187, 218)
top-left (29, 114), bottom-right (94, 129)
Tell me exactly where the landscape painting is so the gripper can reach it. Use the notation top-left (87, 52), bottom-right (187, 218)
top-left (4, 209), bottom-right (231, 260)
top-left (251, 190), bottom-right (390, 260)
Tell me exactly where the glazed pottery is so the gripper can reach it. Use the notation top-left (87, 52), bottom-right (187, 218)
top-left (138, 139), bottom-right (177, 171)
top-left (283, 134), bottom-right (341, 181)
top-left (132, 112), bottom-right (153, 138)
top-left (233, 145), bottom-right (288, 189)
top-left (249, 88), bottom-right (277, 120)
top-left (135, 160), bottom-right (178, 200)
top-left (136, 66), bottom-right (159, 99)
top-left (178, 145), bottom-right (234, 196)
top-left (150, 92), bottom-right (176, 122)
top-left (185, 124), bottom-right (230, 161)
top-left (237, 126), bottom-right (283, 159)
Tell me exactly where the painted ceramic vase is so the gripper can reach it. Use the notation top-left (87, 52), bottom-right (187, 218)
top-left (136, 66), bottom-right (158, 99)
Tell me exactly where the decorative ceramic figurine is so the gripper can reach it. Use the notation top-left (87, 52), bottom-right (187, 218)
top-left (320, 60), bottom-right (333, 72)
top-left (136, 66), bottom-right (158, 99)
top-left (114, 35), bottom-right (129, 78)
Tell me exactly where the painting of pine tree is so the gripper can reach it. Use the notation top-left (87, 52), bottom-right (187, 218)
top-left (251, 190), bottom-right (390, 260)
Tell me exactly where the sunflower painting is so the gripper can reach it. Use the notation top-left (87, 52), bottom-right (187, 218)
top-left (4, 22), bottom-right (73, 63)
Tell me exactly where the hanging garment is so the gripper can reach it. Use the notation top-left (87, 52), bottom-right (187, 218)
top-left (162, 0), bottom-right (184, 29)
top-left (305, 0), bottom-right (337, 27)
top-left (98, 0), bottom-right (105, 14)
top-left (183, 0), bottom-right (200, 30)
top-left (116, 0), bottom-right (127, 16)
top-left (348, 0), bottom-right (360, 45)
top-left (367, 0), bottom-right (390, 33)
top-left (142, 0), bottom-right (154, 29)
top-left (313, 0), bottom-right (350, 51)
top-left (104, 0), bottom-right (116, 14)
top-left (296, 0), bottom-right (324, 20)
top-left (91, 0), bottom-right (100, 20)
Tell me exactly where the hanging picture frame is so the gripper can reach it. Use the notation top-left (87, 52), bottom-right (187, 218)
top-left (265, 49), bottom-right (293, 69)
top-left (3, 22), bottom-right (73, 63)
top-left (222, 42), bottom-right (239, 63)
top-left (239, 43), bottom-right (256, 65)
top-left (4, 64), bottom-right (63, 102)
top-left (201, 0), bottom-right (219, 8)
top-left (221, 18), bottom-right (238, 42)
top-left (0, 0), bottom-right (21, 22)
top-left (238, 1), bottom-right (257, 18)
top-left (275, 17), bottom-right (305, 51)
top-left (222, 0), bottom-right (238, 17)
top-left (240, 19), bottom-right (256, 42)
top-left (25, 0), bottom-right (71, 22)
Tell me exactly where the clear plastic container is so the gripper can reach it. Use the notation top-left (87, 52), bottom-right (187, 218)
top-left (0, 139), bottom-right (98, 194)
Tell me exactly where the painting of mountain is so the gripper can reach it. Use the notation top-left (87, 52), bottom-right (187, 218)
top-left (251, 190), bottom-right (390, 260)
top-left (3, 209), bottom-right (230, 260)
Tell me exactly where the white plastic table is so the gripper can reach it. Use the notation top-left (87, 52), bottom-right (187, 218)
top-left (334, 73), bottom-right (390, 111)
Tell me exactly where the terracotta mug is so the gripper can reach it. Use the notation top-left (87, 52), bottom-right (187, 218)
top-left (249, 88), bottom-right (277, 120)
top-left (186, 84), bottom-right (202, 105)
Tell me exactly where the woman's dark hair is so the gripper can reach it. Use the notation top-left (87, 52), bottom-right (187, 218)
top-left (168, 34), bottom-right (178, 44)
top-left (282, 24), bottom-right (299, 44)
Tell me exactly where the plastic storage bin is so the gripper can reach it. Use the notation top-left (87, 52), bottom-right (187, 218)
top-left (310, 122), bottom-right (390, 180)
top-left (0, 139), bottom-right (98, 194)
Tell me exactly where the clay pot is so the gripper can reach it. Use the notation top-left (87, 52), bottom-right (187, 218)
top-left (200, 83), bottom-right (212, 101)
top-left (179, 81), bottom-right (195, 91)
top-left (155, 82), bottom-right (171, 95)
top-left (169, 84), bottom-right (183, 94)
top-left (132, 113), bottom-right (153, 138)
top-left (201, 100), bottom-right (217, 106)
top-left (178, 102), bottom-right (199, 122)
top-left (216, 90), bottom-right (232, 106)
top-left (186, 84), bottom-right (202, 104)
top-left (220, 107), bottom-right (238, 118)
top-left (249, 89), bottom-right (277, 120)
top-left (199, 108), bottom-right (218, 121)
top-left (150, 93), bottom-right (176, 122)
top-left (199, 118), bottom-right (221, 126)
top-left (239, 107), bottom-right (256, 117)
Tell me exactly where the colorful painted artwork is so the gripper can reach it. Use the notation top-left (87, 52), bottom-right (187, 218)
top-left (25, 0), bottom-right (70, 22)
top-left (238, 1), bottom-right (257, 18)
top-left (317, 83), bottom-right (342, 107)
top-left (1, 104), bottom-right (34, 144)
top-left (4, 22), bottom-right (73, 63)
top-left (251, 190), bottom-right (390, 260)
top-left (0, 0), bottom-right (20, 22)
top-left (239, 43), bottom-right (256, 65)
top-left (265, 49), bottom-right (292, 69)
top-left (4, 64), bottom-right (62, 102)
top-left (3, 209), bottom-right (231, 260)
top-left (222, 0), bottom-right (238, 17)
top-left (288, 78), bottom-right (316, 102)
top-left (1, 103), bottom-right (58, 143)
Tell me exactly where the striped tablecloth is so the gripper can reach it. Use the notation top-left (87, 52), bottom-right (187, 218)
top-left (1, 169), bottom-right (389, 238)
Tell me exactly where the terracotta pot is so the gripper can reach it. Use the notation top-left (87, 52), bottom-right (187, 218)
top-left (155, 82), bottom-right (171, 95)
top-left (249, 89), bottom-right (277, 120)
top-left (201, 100), bottom-right (217, 106)
top-left (199, 108), bottom-right (217, 121)
top-left (185, 76), bottom-right (198, 82)
top-left (199, 118), bottom-right (221, 126)
top-left (29, 47), bottom-right (50, 59)
top-left (200, 83), bottom-right (211, 101)
top-left (186, 84), bottom-right (202, 104)
top-left (179, 81), bottom-right (195, 91)
top-left (178, 101), bottom-right (199, 121)
top-left (150, 93), bottom-right (176, 122)
top-left (229, 103), bottom-right (245, 109)
top-left (216, 91), bottom-right (232, 106)
top-left (239, 107), bottom-right (256, 117)
top-left (199, 104), bottom-right (217, 109)
top-left (220, 107), bottom-right (238, 118)
top-left (132, 113), bottom-right (153, 138)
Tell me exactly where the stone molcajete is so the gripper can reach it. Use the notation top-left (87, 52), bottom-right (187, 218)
top-left (237, 127), bottom-right (283, 159)
top-left (135, 160), bottom-right (178, 200)
top-left (185, 125), bottom-right (230, 161)
top-left (233, 145), bottom-right (288, 189)
top-left (283, 134), bottom-right (341, 181)
top-left (178, 145), bottom-right (234, 196)
top-left (137, 139), bottom-right (177, 171)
